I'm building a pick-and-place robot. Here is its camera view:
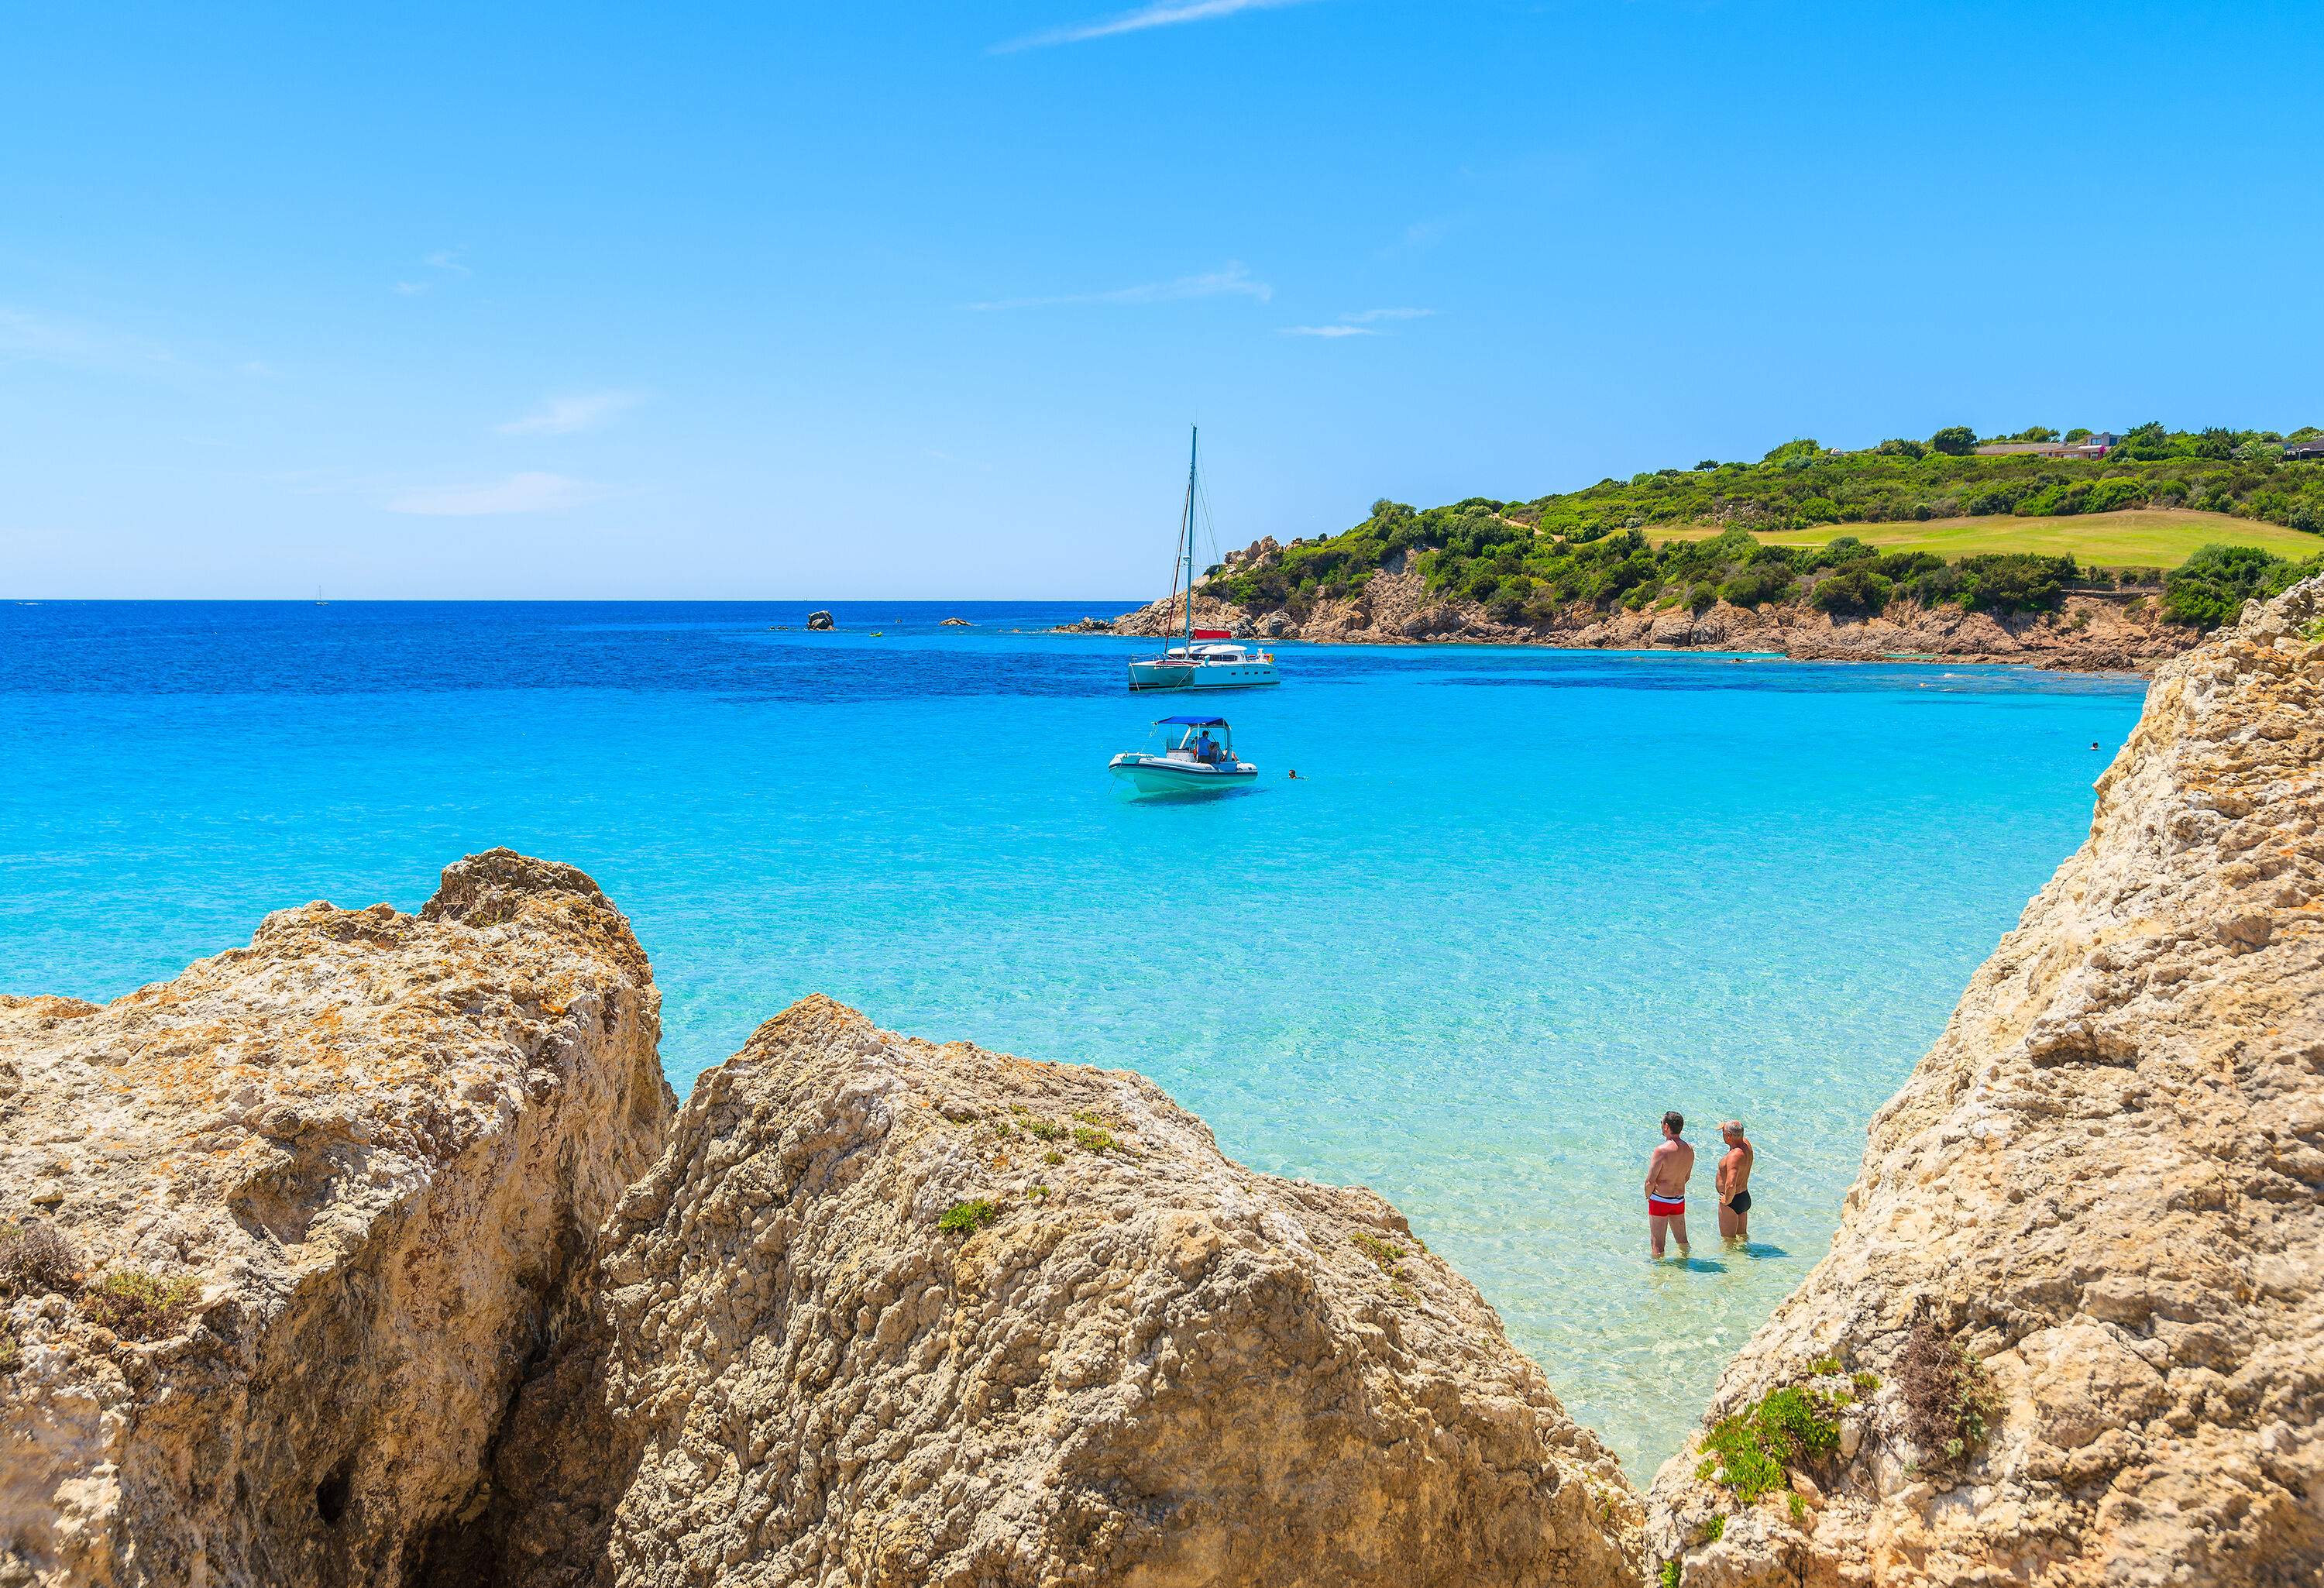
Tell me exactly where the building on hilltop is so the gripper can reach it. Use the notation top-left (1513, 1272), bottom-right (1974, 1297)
top-left (1975, 433), bottom-right (2115, 460)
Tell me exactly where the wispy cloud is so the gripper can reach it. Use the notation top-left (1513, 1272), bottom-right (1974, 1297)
top-left (384, 472), bottom-right (604, 517)
top-left (969, 262), bottom-right (1271, 311)
top-left (394, 247), bottom-right (471, 297)
top-left (1280, 307), bottom-right (1435, 338)
top-left (993, 0), bottom-right (1315, 52)
top-left (498, 390), bottom-right (643, 436)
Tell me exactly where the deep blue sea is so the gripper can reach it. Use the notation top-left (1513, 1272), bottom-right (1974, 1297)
top-left (0, 600), bottom-right (2145, 1473)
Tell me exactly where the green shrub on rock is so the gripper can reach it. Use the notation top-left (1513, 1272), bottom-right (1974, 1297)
top-left (1812, 568), bottom-right (1893, 616)
top-left (0, 1222), bottom-right (82, 1297)
top-left (2163, 543), bottom-right (2324, 628)
top-left (1894, 1319), bottom-right (2002, 1469)
top-left (937, 1198), bottom-right (1002, 1236)
top-left (79, 1269), bottom-right (201, 1340)
top-left (1696, 1384), bottom-right (1841, 1503)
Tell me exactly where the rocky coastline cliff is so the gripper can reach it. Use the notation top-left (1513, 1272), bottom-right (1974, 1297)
top-left (1066, 565), bottom-right (2192, 672)
top-left (1645, 580), bottom-right (2324, 1585)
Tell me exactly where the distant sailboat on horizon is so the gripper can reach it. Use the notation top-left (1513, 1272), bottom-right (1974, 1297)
top-left (315, 586), bottom-right (328, 606)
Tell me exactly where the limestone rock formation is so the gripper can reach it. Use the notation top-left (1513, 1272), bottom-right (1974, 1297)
top-left (0, 851), bottom-right (672, 1587)
top-left (507, 996), bottom-right (1642, 1588)
top-left (1645, 580), bottom-right (2324, 1585)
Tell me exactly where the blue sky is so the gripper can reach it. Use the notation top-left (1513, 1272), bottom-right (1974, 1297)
top-left (3, 1), bottom-right (2319, 599)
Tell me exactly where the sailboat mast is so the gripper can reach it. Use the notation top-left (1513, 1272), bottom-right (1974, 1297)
top-left (1181, 426), bottom-right (1198, 648)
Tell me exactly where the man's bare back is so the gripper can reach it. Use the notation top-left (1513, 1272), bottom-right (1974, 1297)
top-left (1645, 1110), bottom-right (1693, 1258)
top-left (1647, 1138), bottom-right (1693, 1200)
top-left (1716, 1121), bottom-right (1754, 1240)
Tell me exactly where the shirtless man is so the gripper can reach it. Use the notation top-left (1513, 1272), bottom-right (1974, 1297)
top-left (1716, 1120), bottom-right (1755, 1241)
top-left (1645, 1110), bottom-right (1693, 1259)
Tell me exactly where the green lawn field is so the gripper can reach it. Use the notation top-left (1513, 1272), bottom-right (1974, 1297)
top-left (1650, 510), bottom-right (2322, 570)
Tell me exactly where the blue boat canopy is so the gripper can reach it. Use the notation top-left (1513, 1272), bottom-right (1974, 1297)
top-left (1156, 715), bottom-right (1229, 726)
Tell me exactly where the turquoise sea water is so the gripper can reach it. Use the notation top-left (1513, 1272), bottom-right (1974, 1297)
top-left (0, 601), bottom-right (2144, 1474)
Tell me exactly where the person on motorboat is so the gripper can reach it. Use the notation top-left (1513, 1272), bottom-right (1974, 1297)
top-left (1195, 730), bottom-right (1219, 764)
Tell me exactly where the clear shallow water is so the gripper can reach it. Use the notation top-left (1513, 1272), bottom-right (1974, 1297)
top-left (0, 600), bottom-right (2145, 1474)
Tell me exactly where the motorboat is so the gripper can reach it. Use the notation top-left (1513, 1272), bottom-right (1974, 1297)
top-left (1128, 428), bottom-right (1281, 693)
top-left (1109, 715), bottom-right (1257, 795)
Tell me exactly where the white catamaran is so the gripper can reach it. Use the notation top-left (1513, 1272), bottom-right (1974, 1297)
top-left (1126, 428), bottom-right (1281, 693)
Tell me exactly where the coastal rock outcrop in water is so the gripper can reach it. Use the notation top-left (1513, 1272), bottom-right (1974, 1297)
top-left (502, 995), bottom-right (1642, 1587)
top-left (1645, 580), bottom-right (2324, 1584)
top-left (0, 851), bottom-right (672, 1587)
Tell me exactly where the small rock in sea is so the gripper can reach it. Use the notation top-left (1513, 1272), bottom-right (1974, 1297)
top-left (939, 617), bottom-right (972, 626)
top-left (805, 610), bottom-right (834, 630)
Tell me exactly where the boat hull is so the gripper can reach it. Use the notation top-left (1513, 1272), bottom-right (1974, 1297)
top-left (1126, 659), bottom-right (1281, 692)
top-left (1108, 756), bottom-right (1258, 796)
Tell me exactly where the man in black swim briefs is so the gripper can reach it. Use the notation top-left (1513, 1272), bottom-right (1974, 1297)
top-left (1716, 1119), bottom-right (1754, 1240)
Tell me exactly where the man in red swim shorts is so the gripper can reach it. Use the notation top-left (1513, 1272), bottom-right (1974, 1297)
top-left (1645, 1109), bottom-right (1694, 1260)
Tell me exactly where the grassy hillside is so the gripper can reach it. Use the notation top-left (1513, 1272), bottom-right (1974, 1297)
top-left (1207, 424), bottom-right (2324, 632)
top-left (1520, 423), bottom-right (2324, 540)
top-left (1650, 510), bottom-right (2323, 569)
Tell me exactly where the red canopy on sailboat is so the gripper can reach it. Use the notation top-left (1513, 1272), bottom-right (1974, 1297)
top-left (1191, 627), bottom-right (1233, 640)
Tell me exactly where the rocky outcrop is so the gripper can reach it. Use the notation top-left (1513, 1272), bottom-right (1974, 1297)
top-left (500, 996), bottom-right (1642, 1588)
top-left (2, 863), bottom-right (1645, 1587)
top-left (1083, 569), bottom-right (2194, 671)
top-left (806, 610), bottom-right (835, 630)
top-left (0, 851), bottom-right (672, 1588)
top-left (1645, 581), bottom-right (2324, 1585)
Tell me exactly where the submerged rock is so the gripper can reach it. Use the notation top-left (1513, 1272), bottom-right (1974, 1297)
top-left (1645, 580), bottom-right (2324, 1584)
top-left (500, 995), bottom-right (1642, 1587)
top-left (0, 850), bottom-right (672, 1588)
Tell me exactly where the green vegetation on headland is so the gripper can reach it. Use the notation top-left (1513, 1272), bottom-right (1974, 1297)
top-left (1207, 422), bottom-right (2324, 631)
top-left (1526, 422), bottom-right (2324, 539)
